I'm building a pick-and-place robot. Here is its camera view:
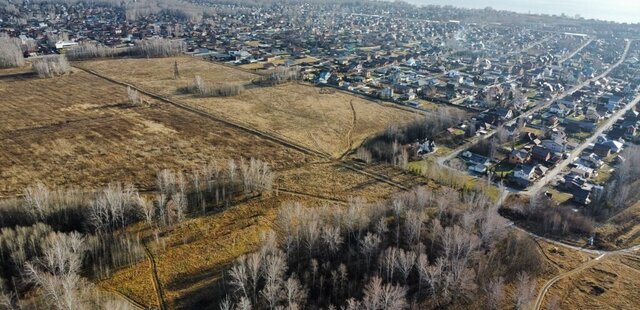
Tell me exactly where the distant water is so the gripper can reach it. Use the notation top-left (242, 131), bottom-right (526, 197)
top-left (407, 0), bottom-right (640, 24)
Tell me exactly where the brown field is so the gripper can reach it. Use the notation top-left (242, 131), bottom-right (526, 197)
top-left (278, 161), bottom-right (421, 202)
top-left (0, 70), bottom-right (311, 195)
top-left (78, 57), bottom-right (420, 158)
top-left (77, 57), bottom-right (259, 96)
top-left (6, 58), bottom-right (634, 310)
top-left (597, 200), bottom-right (640, 249)
top-left (543, 254), bottom-right (640, 309)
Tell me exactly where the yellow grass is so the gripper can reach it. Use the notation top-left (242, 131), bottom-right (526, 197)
top-left (77, 57), bottom-right (258, 96)
top-left (182, 84), bottom-right (418, 157)
top-left (543, 255), bottom-right (640, 310)
top-left (0, 71), bottom-right (310, 195)
top-left (278, 162), bottom-right (413, 201)
top-left (79, 57), bottom-right (419, 158)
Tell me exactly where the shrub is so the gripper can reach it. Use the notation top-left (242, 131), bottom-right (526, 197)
top-left (32, 55), bottom-right (71, 78)
top-left (181, 75), bottom-right (245, 97)
top-left (0, 37), bottom-right (24, 68)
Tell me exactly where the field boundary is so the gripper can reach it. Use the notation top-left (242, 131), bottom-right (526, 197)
top-left (74, 65), bottom-right (332, 159)
top-left (74, 65), bottom-right (412, 193)
top-left (106, 289), bottom-right (147, 310)
top-left (144, 242), bottom-right (167, 310)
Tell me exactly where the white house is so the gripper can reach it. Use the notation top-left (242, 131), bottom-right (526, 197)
top-left (55, 40), bottom-right (78, 50)
top-left (541, 138), bottom-right (566, 153)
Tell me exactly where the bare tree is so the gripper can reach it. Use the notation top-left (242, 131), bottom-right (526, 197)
top-left (24, 232), bottom-right (91, 310)
top-left (88, 183), bottom-right (138, 233)
top-left (282, 275), bottom-right (307, 309)
top-left (514, 272), bottom-right (536, 310)
top-left (173, 60), bottom-right (180, 79)
top-left (229, 257), bottom-right (249, 299)
top-left (235, 297), bottom-right (252, 310)
top-left (0, 278), bottom-right (16, 310)
top-left (395, 249), bottom-right (416, 284)
top-left (485, 277), bottom-right (504, 310)
top-left (32, 55), bottom-right (71, 78)
top-left (260, 250), bottom-right (287, 309)
top-left (23, 182), bottom-right (51, 221)
top-left (361, 276), bottom-right (408, 310)
top-left (127, 87), bottom-right (140, 106)
top-left (404, 210), bottom-right (426, 246)
top-left (359, 233), bottom-right (381, 269)
top-left (0, 37), bottom-right (24, 68)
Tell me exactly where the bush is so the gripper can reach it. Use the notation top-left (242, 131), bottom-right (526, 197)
top-left (32, 55), bottom-right (71, 78)
top-left (181, 75), bottom-right (244, 97)
top-left (361, 109), bottom-right (467, 164)
top-left (255, 66), bottom-right (301, 86)
top-left (66, 42), bottom-right (122, 60)
top-left (67, 38), bottom-right (184, 60)
top-left (0, 37), bottom-right (24, 68)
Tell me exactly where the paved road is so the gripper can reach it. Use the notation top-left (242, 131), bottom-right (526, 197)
top-left (436, 39), bottom-right (632, 183)
top-left (558, 38), bottom-right (594, 65)
top-left (525, 92), bottom-right (640, 196)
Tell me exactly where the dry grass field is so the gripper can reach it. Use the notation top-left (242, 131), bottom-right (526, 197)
top-left (79, 57), bottom-right (420, 158)
top-left (5, 58), bottom-right (636, 310)
top-left (181, 84), bottom-right (419, 157)
top-left (597, 200), bottom-right (640, 249)
top-left (542, 254), bottom-right (640, 309)
top-left (278, 162), bottom-right (423, 202)
top-left (0, 70), bottom-right (311, 196)
top-left (77, 57), bottom-right (258, 96)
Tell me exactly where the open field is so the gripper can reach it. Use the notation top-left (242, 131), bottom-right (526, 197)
top-left (542, 255), bottom-right (640, 309)
top-left (0, 70), bottom-right (311, 196)
top-left (181, 84), bottom-right (419, 157)
top-left (79, 57), bottom-right (420, 158)
top-left (77, 57), bottom-right (259, 96)
top-left (278, 162), bottom-right (420, 201)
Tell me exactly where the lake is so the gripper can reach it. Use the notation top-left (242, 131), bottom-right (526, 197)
top-left (407, 0), bottom-right (640, 24)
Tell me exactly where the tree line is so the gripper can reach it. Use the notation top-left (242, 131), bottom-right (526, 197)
top-left (0, 157), bottom-right (274, 309)
top-left (0, 36), bottom-right (25, 69)
top-left (65, 38), bottom-right (185, 60)
top-left (358, 109), bottom-right (467, 166)
top-left (180, 75), bottom-right (245, 97)
top-left (32, 55), bottom-right (71, 78)
top-left (219, 186), bottom-right (547, 309)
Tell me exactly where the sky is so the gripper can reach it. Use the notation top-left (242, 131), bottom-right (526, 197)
top-left (407, 0), bottom-right (640, 24)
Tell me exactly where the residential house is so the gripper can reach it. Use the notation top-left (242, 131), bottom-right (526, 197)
top-left (585, 108), bottom-right (603, 122)
top-left (508, 149), bottom-right (531, 165)
top-left (511, 164), bottom-right (548, 188)
top-left (469, 163), bottom-right (487, 174)
top-left (570, 163), bottom-right (596, 179)
top-left (549, 128), bottom-right (567, 142)
top-left (603, 140), bottom-right (624, 153)
top-left (494, 108), bottom-right (514, 120)
top-left (549, 103), bottom-right (571, 117)
top-left (531, 145), bottom-right (553, 162)
top-left (573, 186), bottom-right (592, 205)
top-left (540, 138), bottom-right (565, 154)
top-left (417, 139), bottom-right (437, 155)
top-left (578, 153), bottom-right (604, 169)
top-left (593, 143), bottom-right (612, 157)
top-left (545, 115), bottom-right (560, 127)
